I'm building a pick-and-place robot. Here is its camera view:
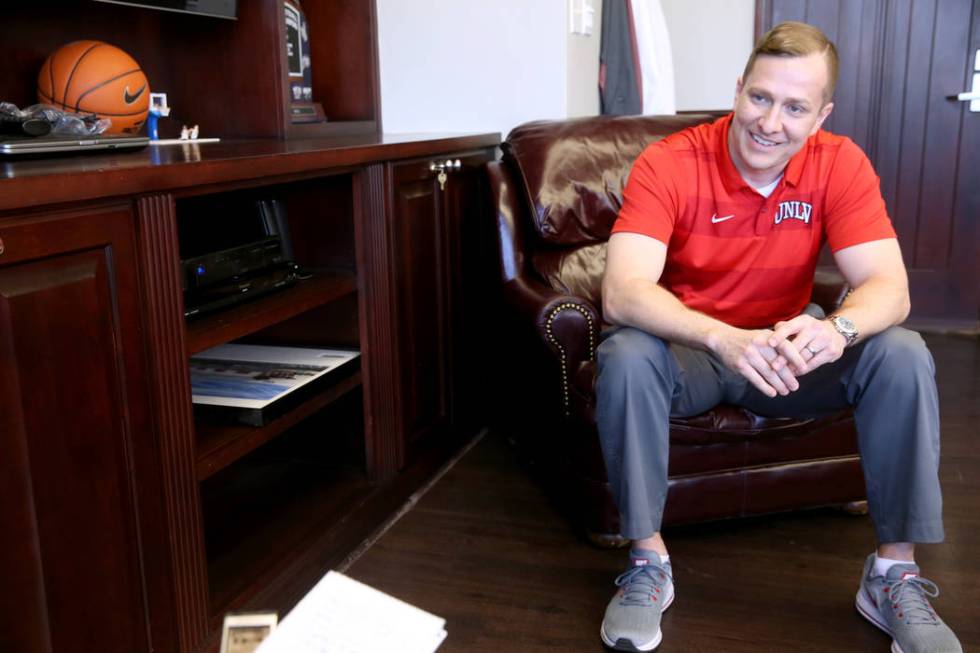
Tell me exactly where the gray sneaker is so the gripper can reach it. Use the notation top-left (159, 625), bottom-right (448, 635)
top-left (600, 554), bottom-right (674, 651)
top-left (855, 554), bottom-right (962, 653)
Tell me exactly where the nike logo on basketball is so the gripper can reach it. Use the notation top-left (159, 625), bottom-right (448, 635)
top-left (124, 84), bottom-right (146, 104)
top-left (711, 214), bottom-right (735, 224)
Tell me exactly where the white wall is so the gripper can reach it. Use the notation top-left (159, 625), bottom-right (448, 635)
top-left (375, 0), bottom-right (754, 136)
top-left (566, 1), bottom-right (602, 118)
top-left (660, 0), bottom-right (755, 111)
top-left (377, 1), bottom-right (568, 138)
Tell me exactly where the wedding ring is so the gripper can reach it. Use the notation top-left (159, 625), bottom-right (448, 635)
top-left (806, 345), bottom-right (819, 355)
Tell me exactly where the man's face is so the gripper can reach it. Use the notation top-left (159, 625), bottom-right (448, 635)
top-left (729, 52), bottom-right (834, 187)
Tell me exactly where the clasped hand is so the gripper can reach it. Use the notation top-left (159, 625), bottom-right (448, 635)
top-left (713, 315), bottom-right (847, 398)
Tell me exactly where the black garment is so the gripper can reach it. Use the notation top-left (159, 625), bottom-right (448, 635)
top-left (600, 0), bottom-right (641, 115)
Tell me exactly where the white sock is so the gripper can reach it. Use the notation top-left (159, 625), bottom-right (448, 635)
top-left (873, 553), bottom-right (915, 578)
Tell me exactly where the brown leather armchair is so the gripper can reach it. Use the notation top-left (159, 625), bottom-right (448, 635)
top-left (486, 114), bottom-right (866, 546)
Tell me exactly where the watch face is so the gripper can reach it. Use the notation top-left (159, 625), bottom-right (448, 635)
top-left (835, 316), bottom-right (856, 331)
top-left (833, 316), bottom-right (858, 339)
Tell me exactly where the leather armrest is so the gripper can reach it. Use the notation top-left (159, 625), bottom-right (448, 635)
top-left (502, 277), bottom-right (600, 376)
top-left (488, 158), bottom-right (600, 391)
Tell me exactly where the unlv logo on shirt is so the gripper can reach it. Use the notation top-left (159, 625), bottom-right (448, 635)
top-left (774, 200), bottom-right (813, 225)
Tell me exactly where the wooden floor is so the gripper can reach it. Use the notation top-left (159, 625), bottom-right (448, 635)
top-left (345, 333), bottom-right (980, 652)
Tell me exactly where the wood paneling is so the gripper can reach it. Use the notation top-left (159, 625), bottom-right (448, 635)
top-left (134, 195), bottom-right (209, 651)
top-left (356, 163), bottom-right (402, 478)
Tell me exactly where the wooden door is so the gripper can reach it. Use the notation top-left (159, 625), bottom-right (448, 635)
top-left (0, 206), bottom-right (172, 652)
top-left (758, 0), bottom-right (980, 328)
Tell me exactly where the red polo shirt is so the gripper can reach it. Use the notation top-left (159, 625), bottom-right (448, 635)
top-left (612, 113), bottom-right (896, 328)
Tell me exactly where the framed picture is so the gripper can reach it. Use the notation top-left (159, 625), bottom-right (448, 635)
top-left (283, 0), bottom-right (325, 123)
top-left (219, 612), bottom-right (278, 653)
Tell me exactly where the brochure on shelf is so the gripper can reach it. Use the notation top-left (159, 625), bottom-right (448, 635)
top-left (190, 344), bottom-right (360, 426)
top-left (256, 571), bottom-right (447, 653)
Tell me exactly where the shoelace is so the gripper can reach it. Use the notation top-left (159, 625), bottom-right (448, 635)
top-left (614, 564), bottom-right (671, 607)
top-left (886, 576), bottom-right (941, 625)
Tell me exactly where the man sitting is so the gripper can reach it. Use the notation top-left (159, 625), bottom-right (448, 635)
top-left (597, 21), bottom-right (961, 653)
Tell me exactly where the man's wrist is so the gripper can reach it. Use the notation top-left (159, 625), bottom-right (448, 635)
top-left (827, 314), bottom-right (859, 347)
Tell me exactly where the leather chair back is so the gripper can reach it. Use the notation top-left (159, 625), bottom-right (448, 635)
top-left (501, 114), bottom-right (717, 313)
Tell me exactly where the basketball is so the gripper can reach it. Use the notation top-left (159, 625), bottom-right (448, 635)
top-left (37, 40), bottom-right (150, 135)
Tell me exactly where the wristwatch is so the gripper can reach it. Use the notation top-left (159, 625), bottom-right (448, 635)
top-left (828, 315), bottom-right (859, 347)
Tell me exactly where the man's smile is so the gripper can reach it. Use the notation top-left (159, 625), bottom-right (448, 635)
top-left (750, 132), bottom-right (781, 147)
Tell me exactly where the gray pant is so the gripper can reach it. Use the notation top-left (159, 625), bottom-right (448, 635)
top-left (595, 326), bottom-right (944, 544)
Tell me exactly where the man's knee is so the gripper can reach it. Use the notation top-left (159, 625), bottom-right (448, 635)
top-left (861, 327), bottom-right (935, 378)
top-left (597, 327), bottom-right (673, 382)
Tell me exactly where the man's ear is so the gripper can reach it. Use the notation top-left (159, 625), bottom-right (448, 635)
top-left (811, 101), bottom-right (834, 135)
top-left (734, 76), bottom-right (744, 107)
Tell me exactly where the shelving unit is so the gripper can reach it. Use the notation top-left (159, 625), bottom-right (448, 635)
top-left (0, 1), bottom-right (381, 140)
top-left (171, 165), bottom-right (373, 623)
top-left (0, 3), bottom-right (500, 651)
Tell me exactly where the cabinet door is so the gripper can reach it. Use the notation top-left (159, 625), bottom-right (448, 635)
top-left (387, 149), bottom-right (495, 464)
top-left (0, 207), bottom-right (166, 653)
top-left (389, 159), bottom-right (454, 462)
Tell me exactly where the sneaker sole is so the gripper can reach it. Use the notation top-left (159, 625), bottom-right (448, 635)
top-left (855, 590), bottom-right (906, 653)
top-left (600, 587), bottom-right (674, 652)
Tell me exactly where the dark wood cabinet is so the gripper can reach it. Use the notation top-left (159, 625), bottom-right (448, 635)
top-left (0, 135), bottom-right (498, 653)
top-left (0, 2), bottom-right (500, 650)
top-left (0, 205), bottom-right (175, 653)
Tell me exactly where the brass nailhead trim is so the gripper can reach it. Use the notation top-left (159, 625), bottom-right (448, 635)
top-left (544, 302), bottom-right (596, 416)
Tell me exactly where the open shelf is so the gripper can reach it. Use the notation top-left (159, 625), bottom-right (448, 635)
top-left (185, 270), bottom-right (357, 356)
top-left (201, 392), bottom-right (369, 615)
top-left (195, 369), bottom-right (362, 480)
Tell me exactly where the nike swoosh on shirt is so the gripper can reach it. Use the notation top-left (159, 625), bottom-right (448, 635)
top-left (711, 214), bottom-right (735, 223)
top-left (124, 84), bottom-right (147, 104)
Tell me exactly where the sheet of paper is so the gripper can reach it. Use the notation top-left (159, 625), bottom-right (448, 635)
top-left (256, 571), bottom-right (446, 653)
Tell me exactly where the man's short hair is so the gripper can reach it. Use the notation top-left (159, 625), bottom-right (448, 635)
top-left (742, 21), bottom-right (839, 104)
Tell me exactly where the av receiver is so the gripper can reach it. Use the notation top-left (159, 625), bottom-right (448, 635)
top-left (177, 195), bottom-right (300, 317)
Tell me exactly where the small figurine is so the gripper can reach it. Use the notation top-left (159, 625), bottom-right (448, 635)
top-left (190, 124), bottom-right (199, 140)
top-left (180, 125), bottom-right (190, 140)
top-left (147, 92), bottom-right (171, 141)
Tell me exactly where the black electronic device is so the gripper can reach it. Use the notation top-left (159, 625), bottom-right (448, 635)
top-left (0, 113), bottom-right (51, 137)
top-left (183, 262), bottom-right (301, 318)
top-left (91, 0), bottom-right (237, 20)
top-left (182, 237), bottom-right (286, 291)
top-left (178, 195), bottom-right (301, 317)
